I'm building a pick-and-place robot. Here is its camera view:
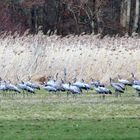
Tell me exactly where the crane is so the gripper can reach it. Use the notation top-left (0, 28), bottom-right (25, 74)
top-left (43, 85), bottom-right (57, 92)
top-left (68, 82), bottom-right (81, 98)
top-left (18, 81), bottom-right (35, 95)
top-left (132, 84), bottom-right (140, 97)
top-left (118, 75), bottom-right (132, 86)
top-left (90, 78), bottom-right (105, 87)
top-left (93, 85), bottom-right (112, 99)
top-left (24, 81), bottom-right (40, 90)
top-left (110, 78), bottom-right (125, 97)
top-left (131, 73), bottom-right (140, 85)
top-left (72, 78), bottom-right (90, 92)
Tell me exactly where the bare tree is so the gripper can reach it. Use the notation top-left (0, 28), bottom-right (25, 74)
top-left (133, 0), bottom-right (139, 32)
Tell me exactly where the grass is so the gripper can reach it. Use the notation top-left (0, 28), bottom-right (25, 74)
top-left (0, 118), bottom-right (140, 140)
top-left (0, 88), bottom-right (140, 140)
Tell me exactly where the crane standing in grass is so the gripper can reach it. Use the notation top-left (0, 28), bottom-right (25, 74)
top-left (118, 75), bottom-right (132, 86)
top-left (61, 79), bottom-right (71, 96)
top-left (6, 80), bottom-right (21, 94)
top-left (131, 73), bottom-right (140, 85)
top-left (132, 84), bottom-right (140, 97)
top-left (61, 79), bottom-right (82, 98)
top-left (18, 81), bottom-right (35, 96)
top-left (43, 85), bottom-right (57, 93)
top-left (43, 73), bottom-right (65, 95)
top-left (93, 85), bottom-right (112, 99)
top-left (72, 78), bottom-right (91, 93)
top-left (110, 78), bottom-right (125, 97)
top-left (130, 73), bottom-right (140, 97)
top-left (90, 78), bottom-right (105, 87)
top-left (68, 82), bottom-right (81, 98)
top-left (0, 80), bottom-right (7, 96)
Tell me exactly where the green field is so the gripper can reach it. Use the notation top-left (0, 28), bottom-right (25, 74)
top-left (0, 88), bottom-right (140, 140)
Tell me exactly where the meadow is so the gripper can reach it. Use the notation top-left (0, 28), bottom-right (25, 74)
top-left (0, 88), bottom-right (140, 140)
top-left (0, 33), bottom-right (140, 139)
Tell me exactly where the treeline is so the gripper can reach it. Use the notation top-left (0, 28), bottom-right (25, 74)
top-left (0, 0), bottom-right (140, 36)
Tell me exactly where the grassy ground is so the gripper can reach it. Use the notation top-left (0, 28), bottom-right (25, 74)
top-left (0, 118), bottom-right (140, 140)
top-left (0, 88), bottom-right (140, 140)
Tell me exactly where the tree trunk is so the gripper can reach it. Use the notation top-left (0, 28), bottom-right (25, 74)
top-left (129, 0), bottom-right (136, 34)
top-left (120, 0), bottom-right (127, 28)
top-left (133, 0), bottom-right (139, 32)
top-left (93, 0), bottom-right (98, 34)
top-left (127, 0), bottom-right (131, 32)
top-left (30, 6), bottom-right (36, 33)
top-left (137, 0), bottom-right (140, 33)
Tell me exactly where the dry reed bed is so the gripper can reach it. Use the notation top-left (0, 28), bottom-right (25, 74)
top-left (0, 33), bottom-right (140, 83)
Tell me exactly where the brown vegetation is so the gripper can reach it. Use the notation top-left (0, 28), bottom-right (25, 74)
top-left (0, 0), bottom-right (140, 36)
top-left (1, 33), bottom-right (140, 83)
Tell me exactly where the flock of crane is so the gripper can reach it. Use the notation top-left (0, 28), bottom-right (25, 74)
top-left (0, 73), bottom-right (140, 98)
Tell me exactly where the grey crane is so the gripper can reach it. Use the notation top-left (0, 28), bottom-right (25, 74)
top-left (110, 78), bottom-right (125, 97)
top-left (44, 73), bottom-right (63, 91)
top-left (131, 73), bottom-right (140, 85)
top-left (132, 84), bottom-right (140, 97)
top-left (118, 75), bottom-right (132, 86)
top-left (6, 80), bottom-right (21, 94)
top-left (16, 76), bottom-right (35, 95)
top-left (43, 74), bottom-right (63, 95)
top-left (24, 76), bottom-right (40, 90)
top-left (72, 78), bottom-right (90, 92)
top-left (43, 85), bottom-right (57, 92)
top-left (93, 85), bottom-right (112, 99)
top-left (81, 79), bottom-right (91, 90)
top-left (0, 80), bottom-right (20, 96)
top-left (61, 79), bottom-right (70, 92)
top-left (24, 81), bottom-right (40, 90)
top-left (90, 78), bottom-right (105, 87)
top-left (45, 79), bottom-right (63, 92)
top-left (18, 81), bottom-right (35, 95)
top-left (68, 82), bottom-right (81, 98)
top-left (0, 80), bottom-right (7, 96)
top-left (61, 79), bottom-right (73, 97)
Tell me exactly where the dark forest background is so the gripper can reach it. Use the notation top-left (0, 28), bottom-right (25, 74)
top-left (0, 0), bottom-right (140, 36)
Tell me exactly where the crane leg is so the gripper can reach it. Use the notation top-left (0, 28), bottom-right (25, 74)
top-left (67, 91), bottom-right (71, 99)
top-left (11, 92), bottom-right (14, 99)
top-left (102, 94), bottom-right (105, 100)
top-left (66, 92), bottom-right (69, 99)
top-left (26, 92), bottom-right (29, 97)
top-left (56, 92), bottom-right (60, 98)
top-left (58, 91), bottom-right (61, 97)
top-left (125, 86), bottom-right (127, 91)
top-left (3, 91), bottom-right (6, 97)
top-left (119, 92), bottom-right (121, 97)
top-left (2, 91), bottom-right (4, 97)
top-left (115, 90), bottom-right (119, 98)
top-left (23, 90), bottom-right (25, 98)
top-left (7, 91), bottom-right (9, 97)
top-left (14, 92), bottom-right (17, 97)
top-left (73, 94), bottom-right (76, 99)
top-left (138, 91), bottom-right (140, 97)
